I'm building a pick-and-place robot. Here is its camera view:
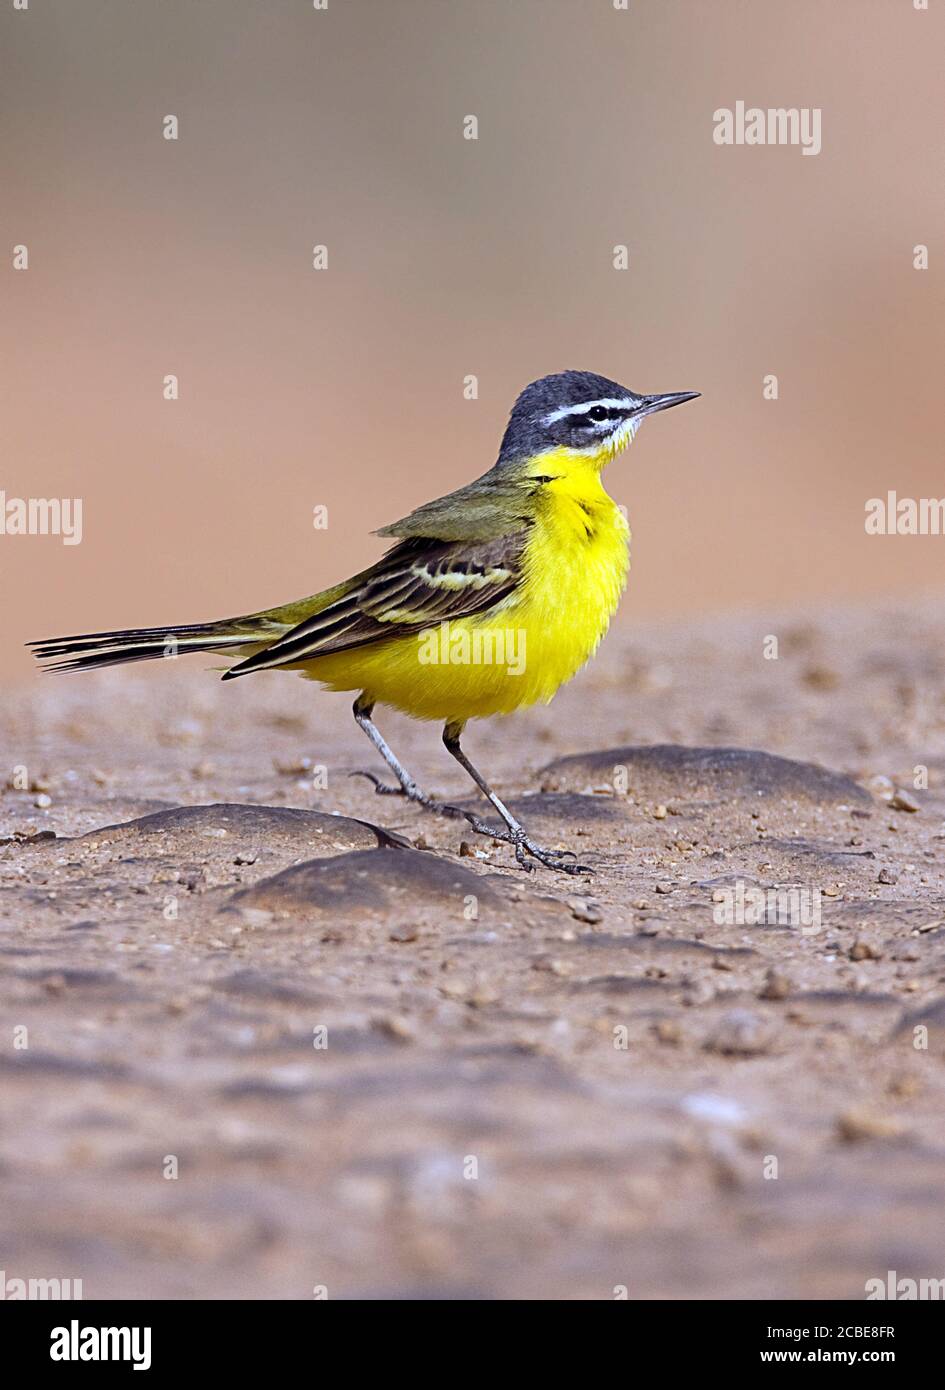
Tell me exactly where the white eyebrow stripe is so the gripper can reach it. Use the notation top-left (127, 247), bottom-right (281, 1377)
top-left (542, 397), bottom-right (636, 425)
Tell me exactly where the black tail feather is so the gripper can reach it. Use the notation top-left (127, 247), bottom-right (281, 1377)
top-left (28, 618), bottom-right (271, 674)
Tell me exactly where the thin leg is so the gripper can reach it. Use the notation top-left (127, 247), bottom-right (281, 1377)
top-left (350, 696), bottom-right (462, 817)
top-left (442, 721), bottom-right (593, 876)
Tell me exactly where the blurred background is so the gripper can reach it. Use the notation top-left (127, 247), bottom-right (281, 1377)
top-left (2, 0), bottom-right (943, 683)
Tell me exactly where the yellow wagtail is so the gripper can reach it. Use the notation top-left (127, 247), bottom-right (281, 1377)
top-left (31, 372), bottom-right (698, 874)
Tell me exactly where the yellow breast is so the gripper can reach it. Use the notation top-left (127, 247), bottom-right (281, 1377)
top-left (303, 452), bottom-right (629, 722)
top-left (509, 453), bottom-right (630, 705)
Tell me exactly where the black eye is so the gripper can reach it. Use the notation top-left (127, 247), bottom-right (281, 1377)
top-left (587, 406), bottom-right (609, 423)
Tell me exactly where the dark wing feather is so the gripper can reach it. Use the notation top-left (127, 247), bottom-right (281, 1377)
top-left (223, 534), bottom-right (526, 678)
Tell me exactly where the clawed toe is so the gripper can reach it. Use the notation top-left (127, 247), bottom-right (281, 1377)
top-left (349, 770), bottom-right (408, 797)
top-left (511, 831), bottom-right (593, 874)
top-left (458, 816), bottom-right (593, 875)
top-left (514, 836), bottom-right (594, 875)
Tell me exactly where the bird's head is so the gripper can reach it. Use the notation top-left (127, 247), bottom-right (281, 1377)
top-left (496, 370), bottom-right (699, 470)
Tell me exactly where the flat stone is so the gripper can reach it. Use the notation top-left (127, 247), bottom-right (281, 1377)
top-left (69, 803), bottom-right (384, 853)
top-left (539, 745), bottom-right (870, 807)
top-left (225, 846), bottom-right (504, 921)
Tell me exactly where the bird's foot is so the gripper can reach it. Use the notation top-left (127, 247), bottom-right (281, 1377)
top-left (511, 833), bottom-right (594, 875)
top-left (457, 811), bottom-right (594, 875)
top-left (349, 770), bottom-right (465, 819)
top-left (351, 773), bottom-right (592, 873)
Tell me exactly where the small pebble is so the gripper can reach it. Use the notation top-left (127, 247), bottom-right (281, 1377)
top-left (531, 955), bottom-right (571, 976)
top-left (566, 895), bottom-right (602, 924)
top-left (389, 923), bottom-right (419, 943)
top-left (273, 755), bottom-right (313, 775)
top-left (887, 1074), bottom-right (920, 1100)
top-left (836, 1109), bottom-right (902, 1143)
top-left (440, 977), bottom-right (471, 999)
top-left (849, 939), bottom-right (882, 962)
top-left (681, 977), bottom-right (716, 1007)
top-left (372, 1014), bottom-right (414, 1042)
top-left (877, 868), bottom-right (898, 885)
top-left (759, 968), bottom-right (791, 1001)
top-left (890, 789), bottom-right (920, 813)
top-left (653, 1019), bottom-right (681, 1045)
top-left (868, 774), bottom-right (895, 800)
top-left (705, 1009), bottom-right (773, 1057)
top-left (469, 985), bottom-right (500, 1007)
top-left (803, 665), bottom-right (840, 690)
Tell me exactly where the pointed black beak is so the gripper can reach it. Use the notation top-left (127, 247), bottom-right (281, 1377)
top-left (636, 391), bottom-right (700, 418)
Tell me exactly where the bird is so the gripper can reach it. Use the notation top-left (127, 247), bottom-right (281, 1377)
top-left (30, 371), bottom-right (699, 874)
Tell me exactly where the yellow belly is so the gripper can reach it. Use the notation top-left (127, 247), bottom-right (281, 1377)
top-left (300, 469), bottom-right (630, 723)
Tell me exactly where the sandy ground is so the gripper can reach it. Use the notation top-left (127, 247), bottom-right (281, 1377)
top-left (2, 596), bottom-right (945, 1300)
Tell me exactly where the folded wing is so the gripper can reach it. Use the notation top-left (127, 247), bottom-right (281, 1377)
top-left (223, 533), bottom-right (526, 678)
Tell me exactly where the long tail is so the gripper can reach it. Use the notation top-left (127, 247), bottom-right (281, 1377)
top-left (28, 613), bottom-right (284, 674)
